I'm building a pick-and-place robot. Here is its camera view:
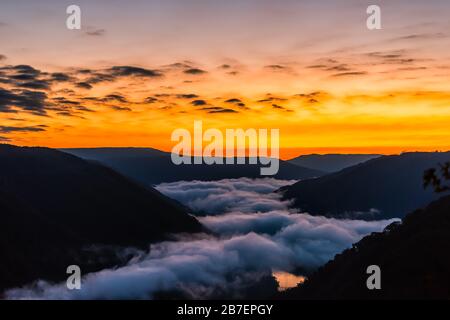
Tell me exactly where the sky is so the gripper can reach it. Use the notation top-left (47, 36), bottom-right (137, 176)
top-left (1, 0), bottom-right (449, 159)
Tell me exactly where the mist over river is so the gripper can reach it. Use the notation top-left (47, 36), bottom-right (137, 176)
top-left (6, 178), bottom-right (396, 299)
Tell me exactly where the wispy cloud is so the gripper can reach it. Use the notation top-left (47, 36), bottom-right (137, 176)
top-left (331, 71), bottom-right (367, 77)
top-left (85, 28), bottom-right (106, 37)
top-left (389, 33), bottom-right (446, 42)
top-left (184, 68), bottom-right (207, 75)
top-left (0, 125), bottom-right (47, 133)
top-left (200, 107), bottom-right (238, 114)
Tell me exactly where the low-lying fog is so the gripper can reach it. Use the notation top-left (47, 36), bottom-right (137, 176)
top-left (7, 178), bottom-right (397, 299)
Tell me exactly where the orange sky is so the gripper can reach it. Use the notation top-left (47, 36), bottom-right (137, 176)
top-left (1, 1), bottom-right (449, 159)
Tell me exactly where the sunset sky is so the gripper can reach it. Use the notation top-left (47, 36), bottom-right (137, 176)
top-left (1, 0), bottom-right (449, 159)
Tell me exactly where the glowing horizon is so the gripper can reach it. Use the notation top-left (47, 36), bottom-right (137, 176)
top-left (1, 0), bottom-right (449, 160)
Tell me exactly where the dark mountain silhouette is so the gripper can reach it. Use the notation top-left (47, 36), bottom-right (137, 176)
top-left (288, 154), bottom-right (380, 173)
top-left (60, 147), bottom-right (167, 160)
top-left (280, 152), bottom-right (450, 219)
top-left (61, 148), bottom-right (324, 185)
top-left (0, 144), bottom-right (203, 291)
top-left (281, 194), bottom-right (450, 299)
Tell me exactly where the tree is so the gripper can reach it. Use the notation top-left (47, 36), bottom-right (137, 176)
top-left (423, 162), bottom-right (450, 193)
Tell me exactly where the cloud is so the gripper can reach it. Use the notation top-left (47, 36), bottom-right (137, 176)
top-left (52, 97), bottom-right (80, 105)
top-left (154, 93), bottom-right (171, 98)
top-left (84, 66), bottom-right (162, 85)
top-left (306, 64), bottom-right (327, 69)
top-left (0, 54), bottom-right (6, 61)
top-left (164, 62), bottom-right (193, 70)
top-left (200, 107), bottom-right (238, 114)
top-left (42, 97), bottom-right (95, 116)
top-left (331, 71), bottom-right (367, 77)
top-left (326, 64), bottom-right (351, 72)
top-left (389, 33), bottom-right (446, 42)
top-left (144, 96), bottom-right (158, 103)
top-left (7, 233), bottom-right (287, 300)
top-left (102, 94), bottom-right (128, 103)
top-left (85, 28), bottom-right (106, 37)
top-left (50, 73), bottom-right (73, 82)
top-left (366, 51), bottom-right (418, 65)
top-left (305, 59), bottom-right (369, 77)
top-left (0, 65), bottom-right (74, 93)
top-left (294, 92), bottom-right (321, 98)
top-left (264, 64), bottom-right (296, 74)
top-left (75, 82), bottom-right (92, 89)
top-left (6, 178), bottom-right (395, 300)
top-left (109, 66), bottom-right (161, 78)
top-left (0, 88), bottom-right (48, 115)
top-left (75, 106), bottom-right (94, 112)
top-left (184, 68), bottom-right (207, 75)
top-left (191, 99), bottom-right (207, 106)
top-left (271, 104), bottom-right (293, 112)
top-left (265, 65), bottom-right (287, 70)
top-left (224, 98), bottom-right (246, 108)
top-left (225, 98), bottom-right (242, 104)
top-left (156, 178), bottom-right (294, 214)
top-left (84, 72), bottom-right (115, 84)
top-left (9, 65), bottom-right (40, 76)
top-left (257, 95), bottom-right (288, 103)
top-left (176, 94), bottom-right (199, 99)
top-left (0, 65), bottom-right (52, 90)
top-left (17, 79), bottom-right (51, 90)
top-left (111, 106), bottom-right (132, 112)
top-left (56, 111), bottom-right (79, 117)
top-left (293, 91), bottom-right (328, 106)
top-left (0, 125), bottom-right (46, 133)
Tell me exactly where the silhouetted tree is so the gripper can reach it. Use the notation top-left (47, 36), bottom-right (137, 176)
top-left (424, 162), bottom-right (450, 193)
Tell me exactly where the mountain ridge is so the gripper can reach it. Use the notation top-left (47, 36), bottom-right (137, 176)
top-left (280, 193), bottom-right (450, 299)
top-left (61, 147), bottom-right (324, 185)
top-left (288, 153), bottom-right (381, 173)
top-left (0, 144), bottom-right (204, 291)
top-left (279, 151), bottom-right (450, 219)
